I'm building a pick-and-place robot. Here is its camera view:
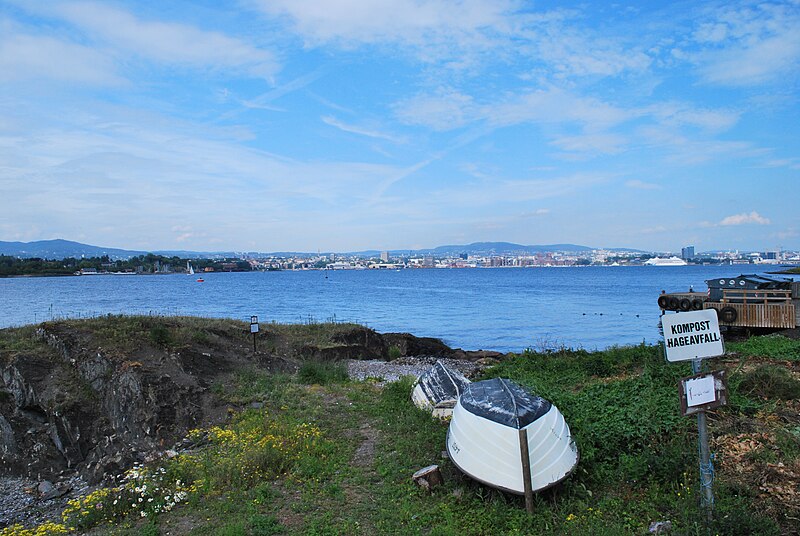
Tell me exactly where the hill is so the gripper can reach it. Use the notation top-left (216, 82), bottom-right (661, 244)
top-left (0, 239), bottom-right (148, 260)
top-left (1, 317), bottom-right (798, 534)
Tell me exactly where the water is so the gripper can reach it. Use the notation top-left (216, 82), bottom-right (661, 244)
top-left (0, 265), bottom-right (786, 352)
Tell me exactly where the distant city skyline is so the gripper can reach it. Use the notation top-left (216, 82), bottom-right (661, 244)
top-left (1, 1), bottom-right (798, 253)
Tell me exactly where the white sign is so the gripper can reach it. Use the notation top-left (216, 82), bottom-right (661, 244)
top-left (685, 375), bottom-right (716, 407)
top-left (661, 309), bottom-right (723, 362)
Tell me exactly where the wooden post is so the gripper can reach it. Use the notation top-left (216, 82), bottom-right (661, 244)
top-left (518, 428), bottom-right (534, 514)
top-left (412, 464), bottom-right (443, 492)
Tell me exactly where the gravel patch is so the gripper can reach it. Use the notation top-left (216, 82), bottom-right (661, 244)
top-left (0, 475), bottom-right (89, 529)
top-left (346, 356), bottom-right (481, 383)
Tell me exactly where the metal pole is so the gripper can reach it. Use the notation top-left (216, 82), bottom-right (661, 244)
top-left (253, 332), bottom-right (257, 353)
top-left (693, 358), bottom-right (714, 523)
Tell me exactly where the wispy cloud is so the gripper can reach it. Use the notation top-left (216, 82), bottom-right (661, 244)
top-left (625, 180), bottom-right (661, 190)
top-left (47, 1), bottom-right (278, 78)
top-left (720, 211), bottom-right (770, 226)
top-left (0, 30), bottom-right (122, 85)
top-left (250, 0), bottom-right (514, 53)
top-left (688, 2), bottom-right (800, 86)
top-left (322, 115), bottom-right (406, 143)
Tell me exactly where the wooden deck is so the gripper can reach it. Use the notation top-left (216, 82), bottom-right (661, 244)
top-left (704, 289), bottom-right (797, 328)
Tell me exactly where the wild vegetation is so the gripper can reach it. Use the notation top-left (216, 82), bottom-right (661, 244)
top-left (1, 321), bottom-right (799, 535)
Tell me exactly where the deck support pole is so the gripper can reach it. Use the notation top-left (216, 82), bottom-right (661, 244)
top-left (518, 428), bottom-right (534, 514)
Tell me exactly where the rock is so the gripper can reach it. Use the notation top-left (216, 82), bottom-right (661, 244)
top-left (649, 521), bottom-right (672, 534)
top-left (383, 333), bottom-right (454, 358)
top-left (36, 480), bottom-right (55, 497)
top-left (0, 415), bottom-right (19, 456)
top-left (39, 481), bottom-right (71, 501)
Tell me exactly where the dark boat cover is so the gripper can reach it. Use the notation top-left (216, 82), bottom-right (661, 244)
top-left (460, 378), bottom-right (551, 429)
top-left (415, 360), bottom-right (470, 405)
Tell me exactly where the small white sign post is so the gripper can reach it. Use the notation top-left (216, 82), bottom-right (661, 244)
top-left (250, 316), bottom-right (259, 353)
top-left (661, 309), bottom-right (724, 522)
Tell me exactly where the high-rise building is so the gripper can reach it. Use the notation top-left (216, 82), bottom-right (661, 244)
top-left (380, 251), bottom-right (389, 262)
top-left (681, 246), bottom-right (695, 260)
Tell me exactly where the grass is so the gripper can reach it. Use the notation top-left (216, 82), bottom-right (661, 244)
top-left (5, 319), bottom-right (798, 535)
top-left (297, 360), bottom-right (349, 385)
top-left (726, 334), bottom-right (800, 361)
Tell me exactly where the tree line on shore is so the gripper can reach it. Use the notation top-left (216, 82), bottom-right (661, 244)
top-left (0, 254), bottom-right (252, 277)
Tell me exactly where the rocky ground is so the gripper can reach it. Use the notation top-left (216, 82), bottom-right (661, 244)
top-left (346, 356), bottom-right (483, 383)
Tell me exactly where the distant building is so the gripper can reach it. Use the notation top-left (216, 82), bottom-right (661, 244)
top-left (380, 251), bottom-right (389, 262)
top-left (681, 246), bottom-right (695, 260)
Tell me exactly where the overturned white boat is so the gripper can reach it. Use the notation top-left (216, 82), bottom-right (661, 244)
top-left (411, 360), bottom-right (470, 419)
top-left (447, 378), bottom-right (578, 494)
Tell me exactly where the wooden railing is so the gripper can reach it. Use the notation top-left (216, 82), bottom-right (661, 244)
top-left (720, 288), bottom-right (792, 305)
top-left (705, 288), bottom-right (796, 328)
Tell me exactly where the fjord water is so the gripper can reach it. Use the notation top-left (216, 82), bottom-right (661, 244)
top-left (0, 265), bottom-right (781, 352)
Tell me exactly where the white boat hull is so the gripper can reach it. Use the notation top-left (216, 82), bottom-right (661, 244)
top-left (411, 360), bottom-right (470, 419)
top-left (447, 401), bottom-right (578, 493)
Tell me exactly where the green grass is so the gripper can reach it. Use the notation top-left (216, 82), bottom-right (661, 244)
top-left (297, 360), bottom-right (349, 385)
top-left (727, 334), bottom-right (800, 361)
top-left (7, 322), bottom-right (794, 535)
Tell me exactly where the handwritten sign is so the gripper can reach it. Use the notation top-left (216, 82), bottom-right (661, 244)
top-left (686, 375), bottom-right (716, 407)
top-left (661, 309), bottom-right (723, 362)
top-left (679, 370), bottom-right (727, 416)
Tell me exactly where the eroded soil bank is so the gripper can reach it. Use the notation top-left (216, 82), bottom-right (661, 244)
top-left (0, 316), bottom-right (499, 486)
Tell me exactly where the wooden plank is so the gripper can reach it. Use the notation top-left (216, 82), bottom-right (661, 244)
top-left (518, 429), bottom-right (534, 514)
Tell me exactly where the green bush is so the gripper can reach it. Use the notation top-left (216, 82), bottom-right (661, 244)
top-left (738, 365), bottom-right (800, 400)
top-left (388, 345), bottom-right (402, 360)
top-left (149, 324), bottom-right (174, 347)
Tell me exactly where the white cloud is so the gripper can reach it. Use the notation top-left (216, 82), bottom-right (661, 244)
top-left (646, 102), bottom-right (740, 131)
top-left (519, 208), bottom-right (550, 217)
top-left (0, 30), bottom-right (122, 85)
top-left (394, 88), bottom-right (475, 130)
top-left (250, 0), bottom-right (513, 48)
top-left (35, 2), bottom-right (278, 79)
top-left (395, 87), bottom-right (632, 133)
top-left (720, 211), bottom-right (770, 226)
top-left (438, 173), bottom-right (607, 207)
top-left (626, 180), bottom-right (661, 190)
top-left (551, 133), bottom-right (628, 156)
top-left (690, 2), bottom-right (800, 86)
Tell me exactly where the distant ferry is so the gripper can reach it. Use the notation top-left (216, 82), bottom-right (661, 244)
top-left (645, 256), bottom-right (688, 266)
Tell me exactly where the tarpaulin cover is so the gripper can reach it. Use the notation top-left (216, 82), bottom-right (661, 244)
top-left (459, 378), bottom-right (551, 429)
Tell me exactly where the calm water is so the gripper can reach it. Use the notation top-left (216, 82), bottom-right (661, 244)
top-left (0, 265), bottom-right (785, 352)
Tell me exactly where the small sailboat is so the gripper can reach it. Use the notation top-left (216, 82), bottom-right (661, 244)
top-left (187, 261), bottom-right (195, 275)
top-left (447, 378), bottom-right (578, 494)
top-left (411, 360), bottom-right (470, 419)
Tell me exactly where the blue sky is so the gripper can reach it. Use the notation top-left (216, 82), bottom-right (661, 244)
top-left (1, 0), bottom-right (798, 253)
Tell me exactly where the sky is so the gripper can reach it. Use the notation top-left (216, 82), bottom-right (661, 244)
top-left (1, 0), bottom-right (798, 254)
